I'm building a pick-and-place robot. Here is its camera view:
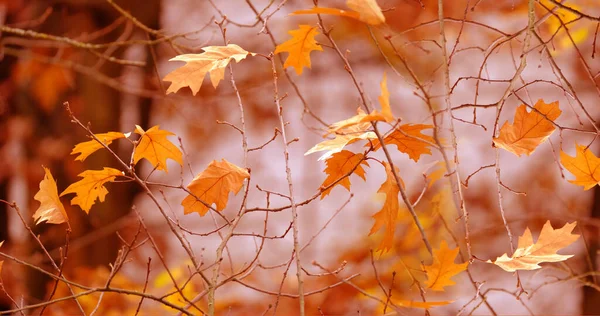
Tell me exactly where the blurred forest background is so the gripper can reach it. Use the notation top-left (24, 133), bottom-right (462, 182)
top-left (0, 0), bottom-right (600, 315)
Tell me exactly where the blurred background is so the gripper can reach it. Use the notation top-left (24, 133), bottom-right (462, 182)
top-left (0, 0), bottom-right (600, 314)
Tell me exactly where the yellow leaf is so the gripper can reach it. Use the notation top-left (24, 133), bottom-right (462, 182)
top-left (346, 0), bottom-right (385, 25)
top-left (394, 299), bottom-right (453, 309)
top-left (182, 159), bottom-right (249, 216)
top-left (488, 221), bottom-right (580, 272)
top-left (493, 99), bottom-right (561, 156)
top-left (33, 167), bottom-right (68, 225)
top-left (154, 260), bottom-right (195, 311)
top-left (292, 0), bottom-right (385, 25)
top-left (71, 132), bottom-right (126, 162)
top-left (561, 144), bottom-right (600, 190)
top-left (372, 124), bottom-right (435, 162)
top-left (133, 125), bottom-right (183, 173)
top-left (274, 25), bottom-right (323, 75)
top-left (423, 240), bottom-right (468, 291)
top-left (369, 162), bottom-right (402, 253)
top-left (306, 122), bottom-right (377, 161)
top-left (320, 150), bottom-right (369, 199)
top-left (60, 168), bottom-right (123, 213)
top-left (542, 0), bottom-right (589, 52)
top-left (378, 72), bottom-right (394, 123)
top-left (163, 44), bottom-right (255, 95)
top-left (426, 161), bottom-right (447, 189)
top-left (326, 73), bottom-right (394, 135)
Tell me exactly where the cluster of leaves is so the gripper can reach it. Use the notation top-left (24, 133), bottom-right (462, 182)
top-left (2, 0), bottom-right (597, 314)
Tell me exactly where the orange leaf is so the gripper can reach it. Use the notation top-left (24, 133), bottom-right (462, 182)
top-left (182, 159), bottom-right (249, 216)
top-left (33, 167), bottom-right (68, 225)
top-left (320, 150), bottom-right (369, 199)
top-left (372, 124), bottom-right (435, 162)
top-left (394, 299), bottom-right (453, 309)
top-left (426, 161), bottom-right (447, 189)
top-left (71, 132), bottom-right (126, 162)
top-left (488, 221), bottom-right (579, 272)
top-left (292, 0), bottom-right (385, 25)
top-left (493, 99), bottom-right (561, 156)
top-left (369, 162), bottom-right (402, 253)
top-left (423, 240), bottom-right (468, 291)
top-left (133, 125), bottom-right (182, 173)
top-left (60, 168), bottom-right (123, 213)
top-left (163, 44), bottom-right (255, 95)
top-left (377, 72), bottom-right (394, 123)
top-left (561, 144), bottom-right (600, 190)
top-left (274, 25), bottom-right (323, 75)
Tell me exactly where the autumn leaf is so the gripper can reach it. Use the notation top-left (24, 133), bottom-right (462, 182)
top-left (182, 159), bottom-right (250, 216)
top-left (394, 299), bottom-right (453, 309)
top-left (163, 44), bottom-right (255, 95)
top-left (33, 167), bottom-right (68, 225)
top-left (306, 122), bottom-right (377, 161)
top-left (426, 161), bottom-right (447, 189)
top-left (423, 240), bottom-right (468, 291)
top-left (493, 99), bottom-right (561, 156)
top-left (561, 144), bottom-right (600, 190)
top-left (326, 74), bottom-right (394, 135)
top-left (133, 125), bottom-right (183, 173)
top-left (292, 0), bottom-right (385, 25)
top-left (541, 0), bottom-right (589, 52)
top-left (71, 132), bottom-right (127, 162)
top-left (320, 150), bottom-right (369, 199)
top-left (369, 162), bottom-right (402, 253)
top-left (372, 124), bottom-right (435, 162)
top-left (488, 221), bottom-right (580, 272)
top-left (60, 168), bottom-right (123, 213)
top-left (274, 25), bottom-right (323, 75)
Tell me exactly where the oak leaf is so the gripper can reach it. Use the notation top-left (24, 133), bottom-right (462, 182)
top-left (426, 161), bottom-right (447, 189)
top-left (133, 125), bottom-right (183, 173)
top-left (71, 132), bottom-right (126, 162)
top-left (274, 25), bottom-right (323, 75)
top-left (423, 240), bottom-right (468, 291)
top-left (493, 99), bottom-right (561, 156)
top-left (292, 0), bottom-right (385, 25)
top-left (372, 124), bottom-right (435, 162)
top-left (33, 167), bottom-right (68, 225)
top-left (182, 159), bottom-right (249, 216)
top-left (320, 150), bottom-right (369, 199)
top-left (561, 144), bottom-right (600, 190)
top-left (369, 162), bottom-right (402, 253)
top-left (306, 123), bottom-right (377, 161)
top-left (488, 221), bottom-right (579, 272)
top-left (60, 168), bottom-right (123, 213)
top-left (164, 44), bottom-right (255, 95)
top-left (327, 73), bottom-right (394, 135)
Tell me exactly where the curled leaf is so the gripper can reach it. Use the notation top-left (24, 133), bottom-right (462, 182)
top-left (488, 221), bottom-right (579, 272)
top-left (292, 0), bottom-right (385, 25)
top-left (33, 167), bottom-right (68, 225)
top-left (71, 132), bottom-right (126, 162)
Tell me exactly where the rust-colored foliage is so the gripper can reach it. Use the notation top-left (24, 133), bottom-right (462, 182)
top-left (182, 159), bottom-right (250, 216)
top-left (274, 25), bottom-right (323, 75)
top-left (320, 150), bottom-right (369, 199)
top-left (60, 168), bottom-right (123, 213)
